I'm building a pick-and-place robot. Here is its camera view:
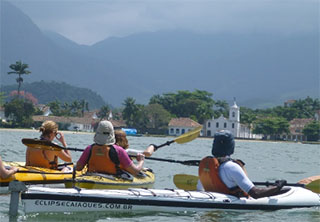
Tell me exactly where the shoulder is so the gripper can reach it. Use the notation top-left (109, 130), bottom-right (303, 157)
top-left (221, 160), bottom-right (243, 172)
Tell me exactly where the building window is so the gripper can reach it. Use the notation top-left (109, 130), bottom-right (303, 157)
top-left (232, 123), bottom-right (235, 128)
top-left (170, 128), bottom-right (174, 134)
top-left (216, 122), bottom-right (219, 128)
top-left (224, 123), bottom-right (227, 128)
top-left (208, 122), bottom-right (211, 127)
top-left (232, 112), bottom-right (235, 118)
top-left (176, 128), bottom-right (180, 134)
top-left (182, 129), bottom-right (185, 134)
top-left (207, 130), bottom-right (211, 136)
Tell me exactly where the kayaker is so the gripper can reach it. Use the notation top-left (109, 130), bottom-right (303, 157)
top-left (198, 130), bottom-right (287, 199)
top-left (115, 129), bottom-right (156, 157)
top-left (26, 120), bottom-right (72, 171)
top-left (0, 156), bottom-right (18, 179)
top-left (76, 120), bottom-right (145, 176)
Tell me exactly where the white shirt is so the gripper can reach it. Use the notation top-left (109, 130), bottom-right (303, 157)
top-left (219, 160), bottom-right (254, 193)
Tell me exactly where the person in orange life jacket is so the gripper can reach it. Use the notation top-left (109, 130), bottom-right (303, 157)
top-left (198, 130), bottom-right (286, 199)
top-left (76, 121), bottom-right (145, 176)
top-left (26, 120), bottom-right (72, 171)
top-left (0, 156), bottom-right (18, 179)
top-left (115, 129), bottom-right (156, 157)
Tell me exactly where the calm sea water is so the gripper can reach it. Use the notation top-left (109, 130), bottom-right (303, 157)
top-left (0, 129), bottom-right (319, 222)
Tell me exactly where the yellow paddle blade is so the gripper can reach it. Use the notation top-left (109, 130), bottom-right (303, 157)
top-left (298, 175), bottom-right (320, 193)
top-left (22, 138), bottom-right (62, 151)
top-left (174, 126), bottom-right (202, 144)
top-left (173, 174), bottom-right (199, 190)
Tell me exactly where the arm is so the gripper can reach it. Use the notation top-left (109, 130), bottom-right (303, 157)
top-left (55, 132), bottom-right (72, 162)
top-left (143, 145), bottom-right (155, 157)
top-left (0, 156), bottom-right (18, 179)
top-left (124, 153), bottom-right (145, 176)
top-left (76, 146), bottom-right (91, 171)
top-left (248, 180), bottom-right (286, 199)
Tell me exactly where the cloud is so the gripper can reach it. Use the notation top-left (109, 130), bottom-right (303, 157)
top-left (8, 0), bottom-right (319, 45)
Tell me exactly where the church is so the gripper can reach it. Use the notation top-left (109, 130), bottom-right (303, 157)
top-left (203, 101), bottom-right (262, 139)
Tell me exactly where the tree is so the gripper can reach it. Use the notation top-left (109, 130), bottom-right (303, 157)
top-left (253, 117), bottom-right (289, 139)
top-left (4, 98), bottom-right (35, 127)
top-left (7, 61), bottom-right (31, 97)
top-left (122, 97), bottom-right (139, 127)
top-left (144, 104), bottom-right (171, 130)
top-left (303, 121), bottom-right (320, 141)
top-left (98, 105), bottom-right (111, 120)
top-left (0, 92), bottom-right (6, 106)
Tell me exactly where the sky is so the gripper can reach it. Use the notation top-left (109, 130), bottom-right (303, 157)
top-left (6, 0), bottom-right (319, 45)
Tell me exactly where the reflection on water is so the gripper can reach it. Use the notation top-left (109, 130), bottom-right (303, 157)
top-left (0, 129), bottom-right (319, 222)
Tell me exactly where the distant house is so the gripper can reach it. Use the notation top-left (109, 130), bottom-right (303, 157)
top-left (32, 111), bottom-right (126, 132)
top-left (282, 118), bottom-right (314, 141)
top-left (35, 104), bottom-right (52, 116)
top-left (284, 100), bottom-right (296, 107)
top-left (168, 117), bottom-right (202, 136)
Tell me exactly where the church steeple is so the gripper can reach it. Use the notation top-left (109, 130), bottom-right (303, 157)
top-left (229, 97), bottom-right (240, 122)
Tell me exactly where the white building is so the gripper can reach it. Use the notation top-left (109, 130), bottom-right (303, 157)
top-left (203, 101), bottom-right (262, 139)
top-left (168, 117), bottom-right (202, 136)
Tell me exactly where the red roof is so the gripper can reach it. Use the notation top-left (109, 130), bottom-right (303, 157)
top-left (168, 118), bottom-right (201, 127)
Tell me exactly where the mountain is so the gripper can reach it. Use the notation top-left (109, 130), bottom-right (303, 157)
top-left (1, 1), bottom-right (319, 108)
top-left (1, 81), bottom-right (106, 109)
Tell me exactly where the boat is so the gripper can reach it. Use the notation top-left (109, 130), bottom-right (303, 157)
top-left (0, 161), bottom-right (74, 193)
top-left (21, 186), bottom-right (320, 213)
top-left (64, 169), bottom-right (155, 190)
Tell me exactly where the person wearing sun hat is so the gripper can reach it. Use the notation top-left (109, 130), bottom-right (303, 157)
top-left (198, 130), bottom-right (287, 199)
top-left (76, 120), bottom-right (145, 176)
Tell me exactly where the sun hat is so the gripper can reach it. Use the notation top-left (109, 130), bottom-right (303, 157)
top-left (94, 120), bottom-right (115, 145)
top-left (211, 130), bottom-right (235, 157)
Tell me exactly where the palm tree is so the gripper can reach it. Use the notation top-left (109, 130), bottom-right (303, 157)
top-left (7, 61), bottom-right (31, 97)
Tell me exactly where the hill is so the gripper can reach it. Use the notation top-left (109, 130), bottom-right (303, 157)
top-left (1, 1), bottom-right (318, 108)
top-left (1, 81), bottom-right (106, 109)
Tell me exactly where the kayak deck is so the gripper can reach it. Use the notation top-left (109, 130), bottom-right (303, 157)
top-left (64, 169), bottom-right (155, 190)
top-left (21, 186), bottom-right (320, 213)
top-left (0, 162), bottom-right (74, 192)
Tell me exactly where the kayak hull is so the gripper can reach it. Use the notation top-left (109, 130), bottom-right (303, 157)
top-left (0, 162), bottom-right (74, 193)
top-left (22, 186), bottom-right (320, 213)
top-left (64, 170), bottom-right (155, 190)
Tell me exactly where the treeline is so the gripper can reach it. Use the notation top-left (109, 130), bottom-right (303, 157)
top-left (1, 89), bottom-right (319, 141)
top-left (1, 81), bottom-right (106, 109)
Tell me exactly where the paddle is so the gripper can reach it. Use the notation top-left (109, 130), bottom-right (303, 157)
top-left (173, 174), bottom-right (320, 193)
top-left (153, 126), bottom-right (202, 150)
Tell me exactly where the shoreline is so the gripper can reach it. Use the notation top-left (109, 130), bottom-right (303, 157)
top-left (0, 128), bottom-right (318, 144)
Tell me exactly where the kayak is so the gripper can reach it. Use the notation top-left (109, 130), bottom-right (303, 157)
top-left (21, 186), bottom-right (320, 213)
top-left (64, 169), bottom-right (155, 190)
top-left (0, 162), bottom-right (74, 193)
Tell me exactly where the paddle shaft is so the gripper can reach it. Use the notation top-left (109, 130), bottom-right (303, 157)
top-left (130, 155), bottom-right (200, 166)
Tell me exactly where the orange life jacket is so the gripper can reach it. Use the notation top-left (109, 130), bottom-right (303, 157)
top-left (26, 147), bottom-right (58, 169)
top-left (199, 156), bottom-right (248, 197)
top-left (87, 144), bottom-right (122, 174)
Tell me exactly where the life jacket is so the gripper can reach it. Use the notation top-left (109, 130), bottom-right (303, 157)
top-left (199, 156), bottom-right (248, 197)
top-left (87, 144), bottom-right (123, 175)
top-left (26, 147), bottom-right (58, 169)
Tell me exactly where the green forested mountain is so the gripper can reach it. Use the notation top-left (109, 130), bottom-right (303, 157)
top-left (1, 81), bottom-right (106, 109)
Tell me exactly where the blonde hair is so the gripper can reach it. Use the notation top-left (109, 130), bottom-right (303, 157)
top-left (115, 130), bottom-right (129, 149)
top-left (39, 120), bottom-right (58, 137)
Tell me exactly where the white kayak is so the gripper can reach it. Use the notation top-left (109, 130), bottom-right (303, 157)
top-left (22, 186), bottom-right (320, 213)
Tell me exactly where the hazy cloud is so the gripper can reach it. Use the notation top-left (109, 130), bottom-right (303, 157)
top-left (8, 0), bottom-right (319, 45)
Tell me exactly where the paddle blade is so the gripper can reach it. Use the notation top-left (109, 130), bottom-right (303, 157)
top-left (298, 175), bottom-right (320, 193)
top-left (174, 126), bottom-right (202, 144)
top-left (22, 138), bottom-right (62, 151)
top-left (173, 174), bottom-right (199, 190)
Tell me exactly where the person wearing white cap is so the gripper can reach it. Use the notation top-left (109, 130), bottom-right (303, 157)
top-left (76, 120), bottom-right (145, 176)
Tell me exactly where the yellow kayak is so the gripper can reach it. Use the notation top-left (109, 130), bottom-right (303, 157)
top-left (65, 169), bottom-right (155, 190)
top-left (0, 161), bottom-right (76, 192)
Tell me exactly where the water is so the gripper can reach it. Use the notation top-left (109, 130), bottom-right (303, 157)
top-left (0, 129), bottom-right (319, 221)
